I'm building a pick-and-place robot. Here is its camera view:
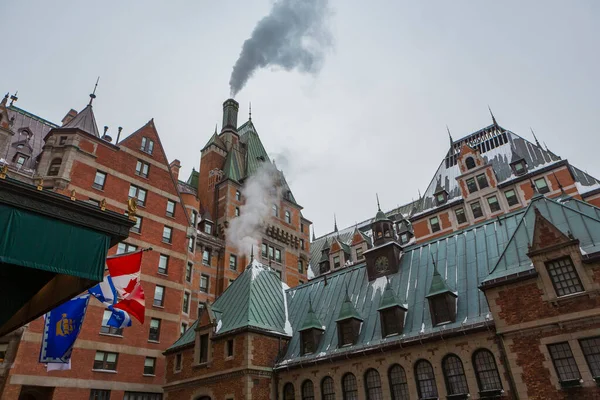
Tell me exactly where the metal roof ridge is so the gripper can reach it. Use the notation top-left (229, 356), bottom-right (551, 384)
top-left (8, 105), bottom-right (60, 128)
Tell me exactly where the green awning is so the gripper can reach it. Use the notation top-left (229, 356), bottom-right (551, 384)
top-left (0, 204), bottom-right (109, 281)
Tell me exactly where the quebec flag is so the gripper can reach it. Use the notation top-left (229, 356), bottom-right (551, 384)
top-left (39, 294), bottom-right (90, 363)
top-left (88, 275), bottom-right (132, 329)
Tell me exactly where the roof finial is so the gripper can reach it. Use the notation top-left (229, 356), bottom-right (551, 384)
top-left (249, 102), bottom-right (252, 121)
top-left (312, 225), bottom-right (316, 242)
top-left (376, 193), bottom-right (381, 211)
top-left (9, 91), bottom-right (18, 106)
top-left (334, 214), bottom-right (338, 233)
top-left (488, 105), bottom-right (498, 126)
top-left (214, 123), bottom-right (218, 134)
top-left (530, 127), bottom-right (541, 147)
top-left (418, 189), bottom-right (422, 199)
top-left (89, 77), bottom-right (99, 106)
top-left (446, 125), bottom-right (453, 148)
top-left (250, 245), bottom-right (254, 262)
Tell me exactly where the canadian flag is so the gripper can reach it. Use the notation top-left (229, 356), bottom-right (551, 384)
top-left (106, 250), bottom-right (145, 324)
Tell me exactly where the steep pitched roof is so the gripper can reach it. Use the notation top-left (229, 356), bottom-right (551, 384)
top-left (483, 194), bottom-right (600, 285)
top-left (211, 261), bottom-right (291, 337)
top-left (222, 148), bottom-right (245, 183)
top-left (378, 281), bottom-right (406, 311)
top-left (202, 131), bottom-right (226, 152)
top-left (186, 168), bottom-right (199, 189)
top-left (336, 290), bottom-right (363, 321)
top-left (426, 266), bottom-right (454, 297)
top-left (299, 300), bottom-right (324, 331)
top-left (62, 104), bottom-right (100, 137)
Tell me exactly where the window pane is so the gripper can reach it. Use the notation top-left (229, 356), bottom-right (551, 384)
top-left (476, 173), bottom-right (489, 189)
top-left (546, 257), bottom-right (583, 297)
top-left (580, 337), bottom-right (600, 377)
top-left (455, 208), bottom-right (467, 224)
top-left (430, 216), bottom-right (440, 232)
top-left (321, 377), bottom-right (335, 400)
top-left (364, 369), bottom-right (383, 400)
top-left (301, 380), bottom-right (314, 400)
top-left (548, 342), bottom-right (581, 382)
top-left (471, 201), bottom-right (483, 219)
top-left (487, 196), bottom-right (501, 212)
top-left (158, 255), bottom-right (168, 274)
top-left (388, 365), bottom-right (409, 400)
top-left (342, 373), bottom-right (358, 400)
top-left (466, 177), bottom-right (478, 193)
top-left (535, 177), bottom-right (550, 193)
top-left (415, 360), bottom-right (438, 398)
top-left (505, 189), bottom-right (519, 206)
top-left (473, 349), bottom-right (503, 391)
top-left (166, 200), bottom-right (175, 216)
top-left (284, 383), bottom-right (295, 400)
top-left (443, 355), bottom-right (469, 395)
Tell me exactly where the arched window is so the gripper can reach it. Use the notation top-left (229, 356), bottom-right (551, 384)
top-left (321, 377), bottom-right (335, 400)
top-left (342, 373), bottom-right (358, 400)
top-left (415, 360), bottom-right (438, 399)
top-left (473, 349), bottom-right (503, 392)
top-left (364, 369), bottom-right (383, 400)
top-left (388, 364), bottom-right (409, 400)
top-left (47, 158), bottom-right (62, 176)
top-left (283, 383), bottom-right (295, 400)
top-left (465, 157), bottom-right (476, 170)
top-left (442, 354), bottom-right (469, 395)
top-left (301, 380), bottom-right (314, 400)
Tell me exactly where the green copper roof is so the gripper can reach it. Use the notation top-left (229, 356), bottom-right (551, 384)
top-left (484, 195), bottom-right (600, 284)
top-left (378, 281), bottom-right (406, 311)
top-left (186, 168), bottom-right (199, 189)
top-left (426, 266), bottom-right (454, 297)
top-left (336, 290), bottom-right (363, 322)
top-left (374, 209), bottom-right (388, 222)
top-left (299, 300), bottom-right (324, 331)
top-left (241, 127), bottom-right (270, 178)
top-left (223, 148), bottom-right (245, 183)
top-left (212, 261), bottom-right (290, 336)
top-left (202, 132), bottom-right (226, 151)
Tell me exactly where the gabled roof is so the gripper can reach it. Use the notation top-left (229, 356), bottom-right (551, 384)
top-left (483, 194), bottom-right (600, 285)
top-left (211, 261), bottom-right (291, 337)
top-left (202, 131), bottom-right (226, 152)
top-left (299, 300), bottom-right (324, 331)
top-left (240, 124), bottom-right (270, 178)
top-left (426, 266), bottom-right (454, 297)
top-left (62, 104), bottom-right (100, 137)
top-left (336, 290), bottom-right (363, 321)
top-left (378, 281), bottom-right (406, 311)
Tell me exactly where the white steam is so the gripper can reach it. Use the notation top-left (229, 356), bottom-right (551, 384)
top-left (226, 162), bottom-right (282, 257)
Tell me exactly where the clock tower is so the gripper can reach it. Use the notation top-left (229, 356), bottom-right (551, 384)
top-left (363, 198), bottom-right (403, 281)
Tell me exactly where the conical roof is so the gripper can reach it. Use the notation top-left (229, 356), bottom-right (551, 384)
top-left (336, 290), bottom-right (363, 322)
top-left (426, 266), bottom-right (454, 297)
top-left (63, 104), bottom-right (99, 137)
top-left (299, 300), bottom-right (324, 331)
top-left (378, 281), bottom-right (406, 311)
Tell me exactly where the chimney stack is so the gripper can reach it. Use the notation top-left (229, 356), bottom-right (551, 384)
top-left (61, 109), bottom-right (78, 126)
top-left (222, 98), bottom-right (239, 132)
top-left (169, 159), bottom-right (181, 181)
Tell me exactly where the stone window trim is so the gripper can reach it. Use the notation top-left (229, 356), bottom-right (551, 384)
top-left (225, 338), bottom-right (234, 359)
top-left (429, 216), bottom-right (441, 233)
top-left (174, 352), bottom-right (182, 373)
top-left (530, 246), bottom-right (599, 304)
top-left (540, 328), bottom-right (600, 389)
top-left (194, 327), bottom-right (214, 367)
top-left (182, 290), bottom-right (191, 315)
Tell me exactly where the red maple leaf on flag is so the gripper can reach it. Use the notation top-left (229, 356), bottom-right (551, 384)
top-left (122, 278), bottom-right (138, 297)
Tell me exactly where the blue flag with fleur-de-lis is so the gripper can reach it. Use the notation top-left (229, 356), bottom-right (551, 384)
top-left (39, 294), bottom-right (90, 363)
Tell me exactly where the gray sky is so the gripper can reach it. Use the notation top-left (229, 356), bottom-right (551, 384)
top-left (3, 1), bottom-right (599, 237)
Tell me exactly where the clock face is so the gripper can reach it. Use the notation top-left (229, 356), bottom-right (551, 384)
top-left (375, 256), bottom-right (389, 273)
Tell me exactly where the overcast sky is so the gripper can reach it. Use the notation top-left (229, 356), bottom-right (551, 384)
top-left (3, 1), bottom-right (599, 238)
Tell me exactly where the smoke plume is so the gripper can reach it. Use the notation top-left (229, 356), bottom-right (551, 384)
top-left (229, 0), bottom-right (332, 96)
top-left (226, 162), bottom-right (282, 257)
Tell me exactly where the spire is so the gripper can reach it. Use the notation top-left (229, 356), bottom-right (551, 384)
top-left (376, 193), bottom-right (381, 211)
top-left (249, 102), bottom-right (252, 121)
top-left (89, 77), bottom-right (99, 106)
top-left (446, 125), bottom-right (453, 148)
top-left (334, 214), bottom-right (338, 233)
top-left (336, 285), bottom-right (363, 322)
top-left (299, 297), bottom-right (324, 331)
top-left (9, 91), bottom-right (18, 106)
top-left (312, 226), bottom-right (316, 242)
top-left (488, 105), bottom-right (498, 126)
top-left (427, 255), bottom-right (453, 297)
top-left (214, 124), bottom-right (218, 134)
top-left (250, 246), bottom-right (254, 262)
top-left (530, 127), bottom-right (541, 147)
top-left (378, 279), bottom-right (406, 311)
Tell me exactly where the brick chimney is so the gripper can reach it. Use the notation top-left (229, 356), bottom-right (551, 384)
top-left (221, 99), bottom-right (239, 132)
top-left (61, 109), bottom-right (78, 126)
top-left (169, 159), bottom-right (181, 181)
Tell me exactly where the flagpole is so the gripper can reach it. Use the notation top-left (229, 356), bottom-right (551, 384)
top-left (106, 247), bottom-right (153, 259)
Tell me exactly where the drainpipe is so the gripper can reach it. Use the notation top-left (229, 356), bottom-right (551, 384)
top-left (497, 333), bottom-right (519, 400)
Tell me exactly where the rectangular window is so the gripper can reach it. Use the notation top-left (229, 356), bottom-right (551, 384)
top-left (535, 177), bottom-right (550, 194)
top-left (183, 292), bottom-right (190, 314)
top-left (93, 171), bottom-right (107, 190)
top-left (93, 351), bottom-right (118, 371)
top-left (430, 296), bottom-right (452, 325)
top-left (466, 177), bottom-right (478, 194)
top-left (89, 389), bottom-right (111, 400)
top-left (204, 223), bottom-right (212, 235)
top-left (455, 207), bottom-right (467, 224)
top-left (181, 323), bottom-right (187, 336)
top-left (400, 233), bottom-right (409, 244)
top-left (381, 308), bottom-right (401, 337)
top-left (166, 200), bottom-right (176, 217)
top-left (135, 160), bottom-right (150, 178)
top-left (268, 246), bottom-right (275, 260)
top-left (158, 254), bottom-right (168, 274)
top-left (149, 318), bottom-right (161, 342)
top-left (229, 254), bottom-right (237, 271)
top-left (261, 243), bottom-right (268, 258)
top-left (301, 223), bottom-right (305, 233)
top-left (0, 343), bottom-right (7, 363)
top-left (200, 274), bottom-right (209, 293)
top-left (285, 210), bottom-right (291, 224)
top-left (144, 357), bottom-right (156, 375)
top-left (333, 255), bottom-right (341, 269)
top-left (272, 204), bottom-right (279, 217)
top-left (202, 249), bottom-right (211, 265)
top-left (100, 310), bottom-right (123, 336)
top-left (487, 195), bottom-right (501, 213)
top-left (188, 236), bottom-right (194, 252)
top-left (548, 342), bottom-right (581, 382)
top-left (140, 137), bottom-right (154, 154)
top-left (162, 226), bottom-right (173, 243)
top-left (476, 173), bottom-right (489, 189)
top-left (356, 247), bottom-right (363, 260)
top-left (175, 354), bottom-right (182, 371)
top-left (226, 339), bottom-right (234, 357)
top-left (275, 270), bottom-right (281, 280)
top-left (235, 190), bottom-right (241, 201)
top-left (339, 321), bottom-right (355, 346)
top-left (116, 243), bottom-right (137, 255)
top-left (198, 302), bottom-right (206, 318)
top-left (124, 392), bottom-right (162, 400)
top-left (298, 259), bottom-right (304, 273)
top-left (15, 155), bottom-right (26, 167)
top-left (235, 207), bottom-right (240, 217)
top-left (300, 239), bottom-right (305, 250)
top-left (275, 248), bottom-right (282, 263)
top-left (580, 337), bottom-right (600, 377)
top-left (59, 136), bottom-right (67, 145)
top-left (131, 216), bottom-right (142, 234)
top-left (471, 201), bottom-right (483, 219)
top-left (191, 210), bottom-right (197, 225)
top-left (128, 185), bottom-right (147, 207)
top-left (505, 189), bottom-right (519, 207)
top-left (546, 257), bottom-right (584, 297)
top-left (185, 262), bottom-right (192, 282)
top-left (429, 216), bottom-right (441, 233)
top-left (153, 285), bottom-right (165, 307)
top-left (199, 334), bottom-right (209, 363)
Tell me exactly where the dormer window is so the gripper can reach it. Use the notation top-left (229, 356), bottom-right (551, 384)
top-left (466, 177), bottom-right (478, 194)
top-left (476, 173), bottom-right (489, 189)
top-left (338, 320), bottom-right (358, 346)
top-left (429, 217), bottom-right (441, 233)
top-left (428, 294), bottom-right (456, 325)
top-left (435, 190), bottom-right (448, 205)
top-left (465, 157), bottom-right (476, 170)
top-left (379, 307), bottom-right (405, 337)
top-left (204, 222), bottom-right (213, 235)
top-left (13, 154), bottom-right (27, 168)
top-left (400, 233), bottom-right (409, 244)
top-left (511, 160), bottom-right (527, 176)
top-left (47, 158), bottom-right (62, 176)
top-left (319, 262), bottom-right (330, 274)
top-left (333, 255), bottom-right (341, 269)
top-left (546, 256), bottom-right (583, 297)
